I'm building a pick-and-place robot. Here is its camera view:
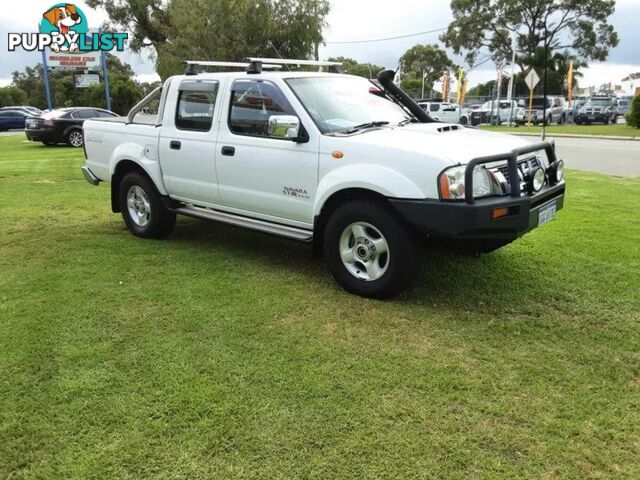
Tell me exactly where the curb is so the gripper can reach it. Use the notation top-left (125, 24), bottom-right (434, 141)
top-left (491, 131), bottom-right (640, 142)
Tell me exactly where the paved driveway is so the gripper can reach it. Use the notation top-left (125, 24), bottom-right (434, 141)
top-left (529, 136), bottom-right (640, 178)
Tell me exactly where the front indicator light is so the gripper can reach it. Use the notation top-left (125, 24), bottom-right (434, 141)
top-left (492, 208), bottom-right (509, 220)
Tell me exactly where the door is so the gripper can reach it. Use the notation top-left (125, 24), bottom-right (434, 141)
top-left (440, 104), bottom-right (458, 123)
top-left (216, 78), bottom-right (318, 224)
top-left (159, 79), bottom-right (221, 204)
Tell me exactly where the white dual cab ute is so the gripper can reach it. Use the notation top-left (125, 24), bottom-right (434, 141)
top-left (81, 58), bottom-right (566, 298)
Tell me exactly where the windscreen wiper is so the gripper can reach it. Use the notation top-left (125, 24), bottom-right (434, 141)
top-left (345, 121), bottom-right (390, 134)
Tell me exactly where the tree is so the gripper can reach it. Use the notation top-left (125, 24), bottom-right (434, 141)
top-left (440, 0), bottom-right (619, 71)
top-left (327, 57), bottom-right (385, 79)
top-left (400, 44), bottom-right (457, 90)
top-left (0, 86), bottom-right (28, 107)
top-left (625, 95), bottom-right (640, 128)
top-left (88, 0), bottom-right (331, 79)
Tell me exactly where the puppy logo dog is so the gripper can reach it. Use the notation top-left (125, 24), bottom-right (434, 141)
top-left (42, 4), bottom-right (82, 52)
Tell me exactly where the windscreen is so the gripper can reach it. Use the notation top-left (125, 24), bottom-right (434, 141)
top-left (286, 76), bottom-right (409, 134)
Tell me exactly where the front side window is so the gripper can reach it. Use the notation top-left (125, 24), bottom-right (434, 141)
top-left (176, 85), bottom-right (218, 132)
top-left (229, 80), bottom-right (296, 137)
top-left (429, 104), bottom-right (440, 112)
top-left (286, 76), bottom-right (409, 134)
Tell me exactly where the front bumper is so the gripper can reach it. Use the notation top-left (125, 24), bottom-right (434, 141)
top-left (390, 141), bottom-right (566, 240)
top-left (575, 113), bottom-right (609, 123)
top-left (390, 182), bottom-right (565, 240)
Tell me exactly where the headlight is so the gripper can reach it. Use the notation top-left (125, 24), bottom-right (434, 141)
top-left (439, 165), bottom-right (501, 200)
top-left (579, 108), bottom-right (587, 114)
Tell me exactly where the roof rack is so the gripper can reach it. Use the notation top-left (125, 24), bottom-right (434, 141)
top-left (183, 61), bottom-right (283, 76)
top-left (183, 58), bottom-right (343, 76)
top-left (245, 58), bottom-right (343, 73)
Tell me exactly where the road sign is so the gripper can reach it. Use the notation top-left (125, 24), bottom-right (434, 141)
top-left (75, 73), bottom-right (100, 88)
top-left (525, 69), bottom-right (540, 91)
top-left (525, 69), bottom-right (541, 127)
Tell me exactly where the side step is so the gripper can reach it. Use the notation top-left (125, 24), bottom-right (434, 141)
top-left (174, 206), bottom-right (313, 242)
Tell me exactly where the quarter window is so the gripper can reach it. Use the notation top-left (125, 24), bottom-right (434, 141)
top-left (229, 80), bottom-right (296, 137)
top-left (175, 86), bottom-right (218, 132)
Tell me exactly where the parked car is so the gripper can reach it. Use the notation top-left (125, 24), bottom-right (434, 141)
top-left (616, 98), bottom-right (631, 116)
top-left (515, 96), bottom-right (567, 125)
top-left (25, 107), bottom-right (117, 147)
top-left (418, 102), bottom-right (471, 124)
top-left (0, 109), bottom-right (30, 131)
top-left (563, 99), bottom-right (587, 124)
top-left (470, 100), bottom-right (518, 125)
top-left (574, 94), bottom-right (619, 125)
top-left (0, 106), bottom-right (43, 117)
top-left (81, 60), bottom-right (566, 298)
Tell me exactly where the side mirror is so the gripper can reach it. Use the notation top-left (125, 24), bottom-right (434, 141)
top-left (268, 115), bottom-right (300, 140)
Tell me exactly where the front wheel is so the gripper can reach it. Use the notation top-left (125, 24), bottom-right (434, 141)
top-left (119, 171), bottom-right (176, 239)
top-left (323, 199), bottom-right (419, 298)
top-left (65, 128), bottom-right (83, 147)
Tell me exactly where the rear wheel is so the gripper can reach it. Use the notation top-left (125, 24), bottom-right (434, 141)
top-left (119, 171), bottom-right (176, 239)
top-left (65, 128), bottom-right (83, 147)
top-left (323, 199), bottom-right (419, 298)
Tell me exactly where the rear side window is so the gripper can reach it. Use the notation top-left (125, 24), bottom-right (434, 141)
top-left (175, 82), bottom-right (218, 132)
top-left (229, 80), bottom-right (296, 137)
top-left (72, 110), bottom-right (97, 119)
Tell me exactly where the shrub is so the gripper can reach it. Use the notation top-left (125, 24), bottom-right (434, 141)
top-left (626, 95), bottom-right (640, 128)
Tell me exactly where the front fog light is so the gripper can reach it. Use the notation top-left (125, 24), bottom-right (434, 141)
top-left (548, 160), bottom-right (565, 184)
top-left (555, 160), bottom-right (565, 182)
top-left (532, 167), bottom-right (546, 192)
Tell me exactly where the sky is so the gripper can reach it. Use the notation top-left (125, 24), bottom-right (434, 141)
top-left (1, 0), bottom-right (639, 91)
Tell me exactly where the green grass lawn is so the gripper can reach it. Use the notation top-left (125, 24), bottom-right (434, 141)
top-left (481, 123), bottom-right (640, 137)
top-left (1, 135), bottom-right (639, 479)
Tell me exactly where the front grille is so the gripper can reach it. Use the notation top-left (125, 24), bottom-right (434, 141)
top-left (496, 155), bottom-right (542, 182)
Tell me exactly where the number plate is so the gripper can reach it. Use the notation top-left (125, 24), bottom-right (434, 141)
top-left (538, 201), bottom-right (557, 227)
top-left (588, 115), bottom-right (596, 120)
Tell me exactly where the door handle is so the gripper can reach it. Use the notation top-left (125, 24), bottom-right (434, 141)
top-left (170, 140), bottom-right (181, 150)
top-left (221, 146), bottom-right (235, 156)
